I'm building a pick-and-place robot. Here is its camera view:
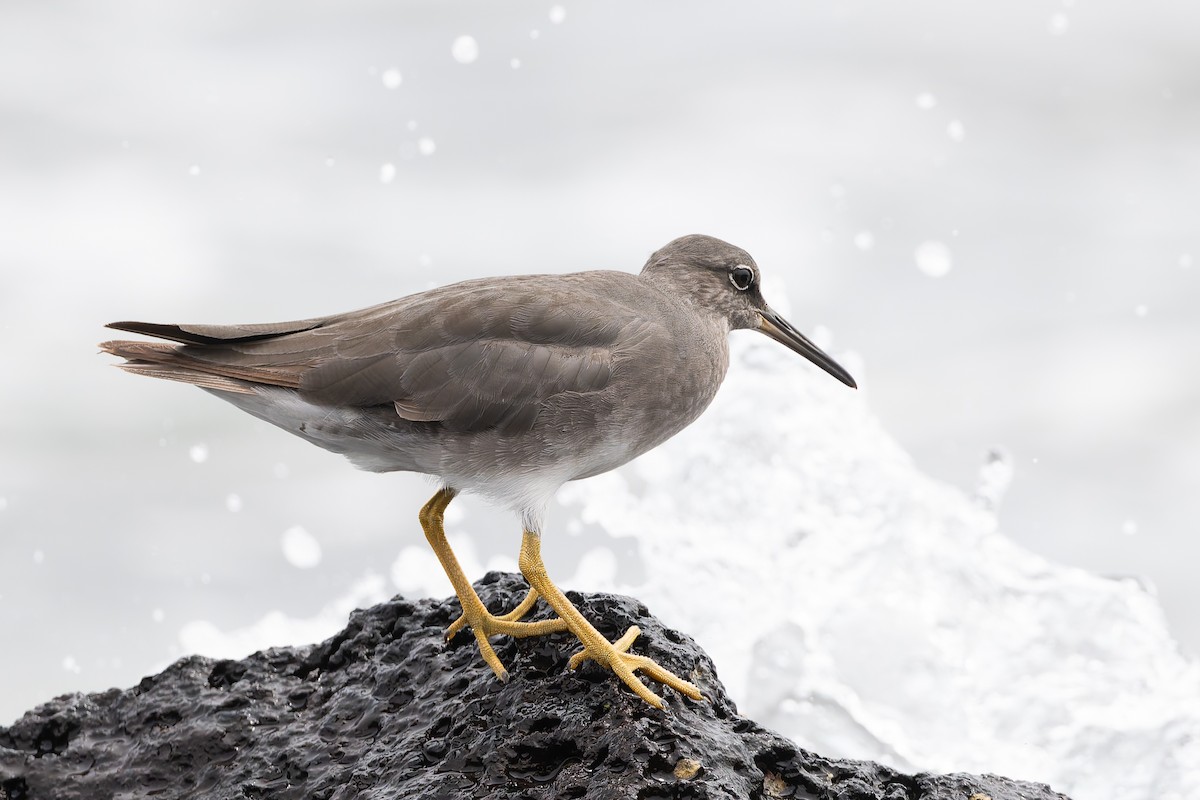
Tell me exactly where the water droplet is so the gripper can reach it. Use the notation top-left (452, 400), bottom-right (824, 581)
top-left (510, 58), bottom-right (521, 69)
top-left (406, 120), bottom-right (418, 131)
top-left (530, 29), bottom-right (541, 40)
top-left (152, 608), bottom-right (165, 623)
top-left (915, 92), bottom-right (937, 110)
top-left (188, 164), bottom-right (201, 177)
top-left (1048, 13), bottom-right (1069, 35)
top-left (379, 163), bottom-right (396, 184)
top-left (1180, 253), bottom-right (1192, 269)
top-left (62, 656), bottom-right (81, 674)
top-left (1134, 304), bottom-right (1148, 318)
top-left (1121, 519), bottom-right (1138, 536)
top-left (282, 526), bottom-right (323, 569)
top-left (418, 253), bottom-right (433, 268)
top-left (33, 550), bottom-right (44, 565)
top-left (914, 240), bottom-right (953, 277)
top-left (200, 572), bottom-right (212, 585)
top-left (225, 493), bottom-right (243, 513)
top-left (549, 5), bottom-right (566, 24)
top-left (947, 119), bottom-right (965, 142)
top-left (324, 157), bottom-right (335, 168)
top-left (830, 183), bottom-right (846, 199)
top-left (189, 444), bottom-right (209, 464)
top-left (381, 68), bottom-right (402, 89)
top-left (975, 447), bottom-right (1013, 510)
top-left (452, 35), bottom-right (479, 64)
top-left (853, 231), bottom-right (875, 251)
top-left (417, 137), bottom-right (436, 156)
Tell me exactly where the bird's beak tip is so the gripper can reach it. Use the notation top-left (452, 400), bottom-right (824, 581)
top-left (756, 309), bottom-right (857, 390)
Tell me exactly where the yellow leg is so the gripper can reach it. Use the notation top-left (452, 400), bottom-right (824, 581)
top-left (419, 489), bottom-right (568, 681)
top-left (517, 529), bottom-right (704, 710)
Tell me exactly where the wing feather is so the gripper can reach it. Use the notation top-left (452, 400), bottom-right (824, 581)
top-left (104, 271), bottom-right (657, 434)
top-left (106, 319), bottom-right (325, 345)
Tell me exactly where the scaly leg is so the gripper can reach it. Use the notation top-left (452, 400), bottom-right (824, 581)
top-left (446, 587), bottom-right (542, 640)
top-left (517, 529), bottom-right (704, 710)
top-left (419, 489), bottom-right (568, 681)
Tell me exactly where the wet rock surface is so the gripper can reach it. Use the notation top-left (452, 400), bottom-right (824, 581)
top-left (0, 572), bottom-right (1070, 799)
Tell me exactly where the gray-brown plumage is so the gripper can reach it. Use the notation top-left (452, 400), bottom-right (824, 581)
top-left (102, 234), bottom-right (854, 530)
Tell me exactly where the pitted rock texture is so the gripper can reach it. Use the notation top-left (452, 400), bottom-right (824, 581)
top-left (0, 572), bottom-right (1070, 799)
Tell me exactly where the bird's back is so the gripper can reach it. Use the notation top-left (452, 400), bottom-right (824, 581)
top-left (101, 270), bottom-right (730, 498)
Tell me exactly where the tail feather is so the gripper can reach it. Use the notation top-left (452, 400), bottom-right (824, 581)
top-left (100, 339), bottom-right (182, 361)
top-left (100, 338), bottom-right (300, 393)
top-left (113, 362), bottom-right (256, 394)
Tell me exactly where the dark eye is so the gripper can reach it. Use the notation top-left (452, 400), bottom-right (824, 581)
top-left (729, 266), bottom-right (755, 291)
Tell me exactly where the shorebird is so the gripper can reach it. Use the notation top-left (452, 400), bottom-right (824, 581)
top-left (101, 234), bottom-right (856, 709)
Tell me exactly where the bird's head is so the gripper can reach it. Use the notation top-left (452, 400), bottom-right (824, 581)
top-left (642, 234), bottom-right (856, 389)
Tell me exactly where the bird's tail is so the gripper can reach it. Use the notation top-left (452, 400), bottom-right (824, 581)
top-left (99, 339), bottom-right (256, 395)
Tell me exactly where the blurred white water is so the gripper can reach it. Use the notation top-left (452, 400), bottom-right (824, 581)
top-left (186, 338), bottom-right (1199, 799)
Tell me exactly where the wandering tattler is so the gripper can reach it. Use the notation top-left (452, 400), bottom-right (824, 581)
top-left (101, 234), bottom-right (856, 709)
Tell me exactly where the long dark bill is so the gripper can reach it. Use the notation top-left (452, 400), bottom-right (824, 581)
top-left (756, 308), bottom-right (857, 389)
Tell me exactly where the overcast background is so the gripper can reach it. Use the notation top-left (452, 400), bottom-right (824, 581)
top-left (1, 0), bottom-right (1197, 728)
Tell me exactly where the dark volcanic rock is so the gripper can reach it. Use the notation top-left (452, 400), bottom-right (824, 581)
top-left (1, 572), bottom-right (1070, 800)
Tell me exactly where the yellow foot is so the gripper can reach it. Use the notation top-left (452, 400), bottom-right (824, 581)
top-left (566, 624), bottom-right (704, 710)
top-left (446, 587), bottom-right (541, 641)
top-left (449, 590), bottom-right (570, 682)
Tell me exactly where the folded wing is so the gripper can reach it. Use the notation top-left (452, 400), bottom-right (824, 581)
top-left (102, 275), bottom-right (651, 434)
